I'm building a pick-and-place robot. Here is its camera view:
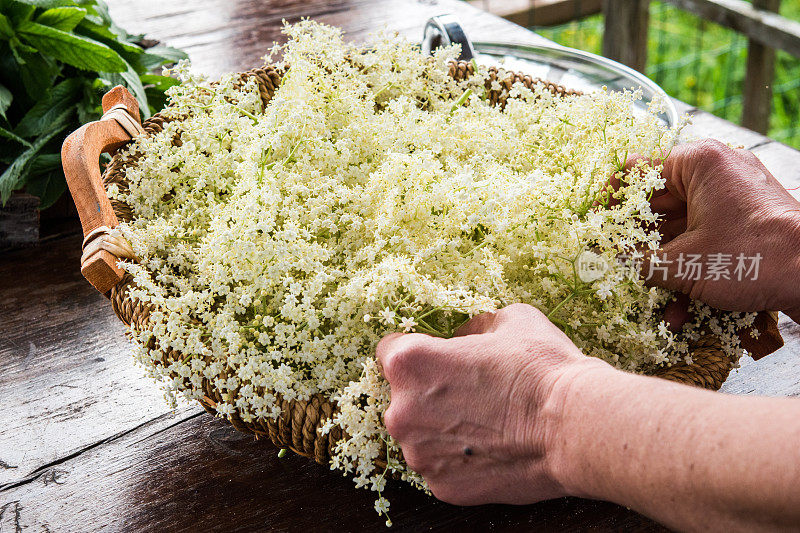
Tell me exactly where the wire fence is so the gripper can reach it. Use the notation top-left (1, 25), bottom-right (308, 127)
top-left (534, 1), bottom-right (800, 148)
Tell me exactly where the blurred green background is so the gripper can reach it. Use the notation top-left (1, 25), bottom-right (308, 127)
top-left (534, 1), bottom-right (800, 148)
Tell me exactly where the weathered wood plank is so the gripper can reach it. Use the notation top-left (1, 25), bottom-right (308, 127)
top-left (0, 194), bottom-right (39, 250)
top-left (741, 0), bottom-right (780, 134)
top-left (0, 410), bottom-right (666, 532)
top-left (750, 140), bottom-right (800, 199)
top-left (661, 0), bottom-right (800, 59)
top-left (602, 0), bottom-right (649, 72)
top-left (680, 108), bottom-right (771, 150)
top-left (671, 97), bottom-right (697, 117)
top-left (467, 0), bottom-right (603, 28)
top-left (722, 314), bottom-right (800, 397)
top-left (0, 236), bottom-right (183, 487)
top-left (105, 0), bottom-right (552, 79)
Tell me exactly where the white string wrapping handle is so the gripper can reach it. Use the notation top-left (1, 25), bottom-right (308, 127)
top-left (103, 103), bottom-right (145, 137)
top-left (81, 225), bottom-right (137, 266)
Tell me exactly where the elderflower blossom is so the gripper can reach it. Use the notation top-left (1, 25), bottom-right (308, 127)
top-left (111, 20), bottom-right (757, 523)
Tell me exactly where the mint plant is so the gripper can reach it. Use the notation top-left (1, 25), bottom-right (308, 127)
top-left (0, 0), bottom-right (186, 208)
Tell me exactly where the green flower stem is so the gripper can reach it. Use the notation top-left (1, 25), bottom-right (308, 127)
top-left (547, 291), bottom-right (576, 320)
top-left (449, 88), bottom-right (473, 115)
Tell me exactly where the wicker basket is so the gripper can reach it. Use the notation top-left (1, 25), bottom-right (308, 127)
top-left (61, 60), bottom-right (784, 467)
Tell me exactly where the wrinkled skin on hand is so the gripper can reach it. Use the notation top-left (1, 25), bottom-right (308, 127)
top-left (643, 139), bottom-right (800, 323)
top-left (377, 303), bottom-right (605, 506)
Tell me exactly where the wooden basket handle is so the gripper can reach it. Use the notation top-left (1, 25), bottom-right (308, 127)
top-left (61, 86), bottom-right (143, 295)
top-left (741, 310), bottom-right (783, 360)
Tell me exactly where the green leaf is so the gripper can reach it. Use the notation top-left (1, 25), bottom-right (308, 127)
top-left (0, 107), bottom-right (70, 204)
top-left (139, 45), bottom-right (188, 70)
top-left (74, 15), bottom-right (114, 37)
top-left (6, 2), bottom-right (35, 25)
top-left (15, 78), bottom-right (80, 137)
top-left (0, 143), bottom-right (22, 165)
top-left (16, 21), bottom-right (126, 72)
top-left (90, 0), bottom-right (112, 27)
top-left (18, 51), bottom-right (60, 100)
top-left (28, 152), bottom-right (60, 173)
top-left (24, 168), bottom-right (66, 209)
top-left (36, 6), bottom-right (87, 32)
top-left (0, 13), bottom-right (14, 39)
top-left (0, 82), bottom-right (11, 120)
top-left (0, 125), bottom-right (31, 147)
top-left (75, 18), bottom-right (143, 57)
top-left (76, 80), bottom-right (102, 125)
top-left (25, 152), bottom-right (66, 209)
top-left (144, 85), bottom-right (166, 115)
top-left (103, 59), bottom-right (150, 118)
top-left (7, 36), bottom-right (30, 65)
top-left (84, 1), bottom-right (134, 45)
top-left (139, 73), bottom-right (179, 92)
top-left (80, 12), bottom-right (106, 28)
top-left (11, 0), bottom-right (83, 7)
top-left (10, 36), bottom-right (36, 54)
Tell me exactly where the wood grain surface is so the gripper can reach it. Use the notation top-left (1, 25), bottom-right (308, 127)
top-left (1, 0), bottom-right (799, 531)
top-left (0, 194), bottom-right (39, 250)
top-left (104, 0), bottom-right (550, 79)
top-left (0, 237), bottom-right (179, 488)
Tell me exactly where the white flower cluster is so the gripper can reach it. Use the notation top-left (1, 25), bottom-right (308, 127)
top-left (111, 20), bottom-right (756, 522)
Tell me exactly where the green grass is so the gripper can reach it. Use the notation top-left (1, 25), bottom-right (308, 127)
top-left (534, 2), bottom-right (800, 148)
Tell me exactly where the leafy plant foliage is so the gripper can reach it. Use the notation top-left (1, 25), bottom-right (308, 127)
top-left (0, 0), bottom-right (186, 208)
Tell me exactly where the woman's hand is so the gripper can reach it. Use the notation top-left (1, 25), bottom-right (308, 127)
top-left (376, 303), bottom-right (607, 506)
top-left (375, 140), bottom-right (800, 528)
top-left (378, 302), bottom-right (800, 531)
top-left (644, 139), bottom-right (800, 321)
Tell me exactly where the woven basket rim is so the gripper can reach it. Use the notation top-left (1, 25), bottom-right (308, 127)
top-left (100, 60), bottom-right (737, 466)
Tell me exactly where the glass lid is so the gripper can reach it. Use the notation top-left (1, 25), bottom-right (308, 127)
top-left (422, 15), bottom-right (678, 128)
top-left (472, 41), bottom-right (678, 128)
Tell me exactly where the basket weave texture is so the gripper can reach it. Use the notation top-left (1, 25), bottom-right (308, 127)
top-left (101, 60), bottom-right (737, 466)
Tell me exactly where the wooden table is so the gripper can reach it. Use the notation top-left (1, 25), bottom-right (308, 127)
top-left (2, 0), bottom-right (799, 530)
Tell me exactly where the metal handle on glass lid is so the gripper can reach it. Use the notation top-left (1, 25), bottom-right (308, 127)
top-left (422, 15), bottom-right (475, 61)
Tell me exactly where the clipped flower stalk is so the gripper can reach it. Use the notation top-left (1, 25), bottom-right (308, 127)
top-left (110, 20), bottom-right (757, 523)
